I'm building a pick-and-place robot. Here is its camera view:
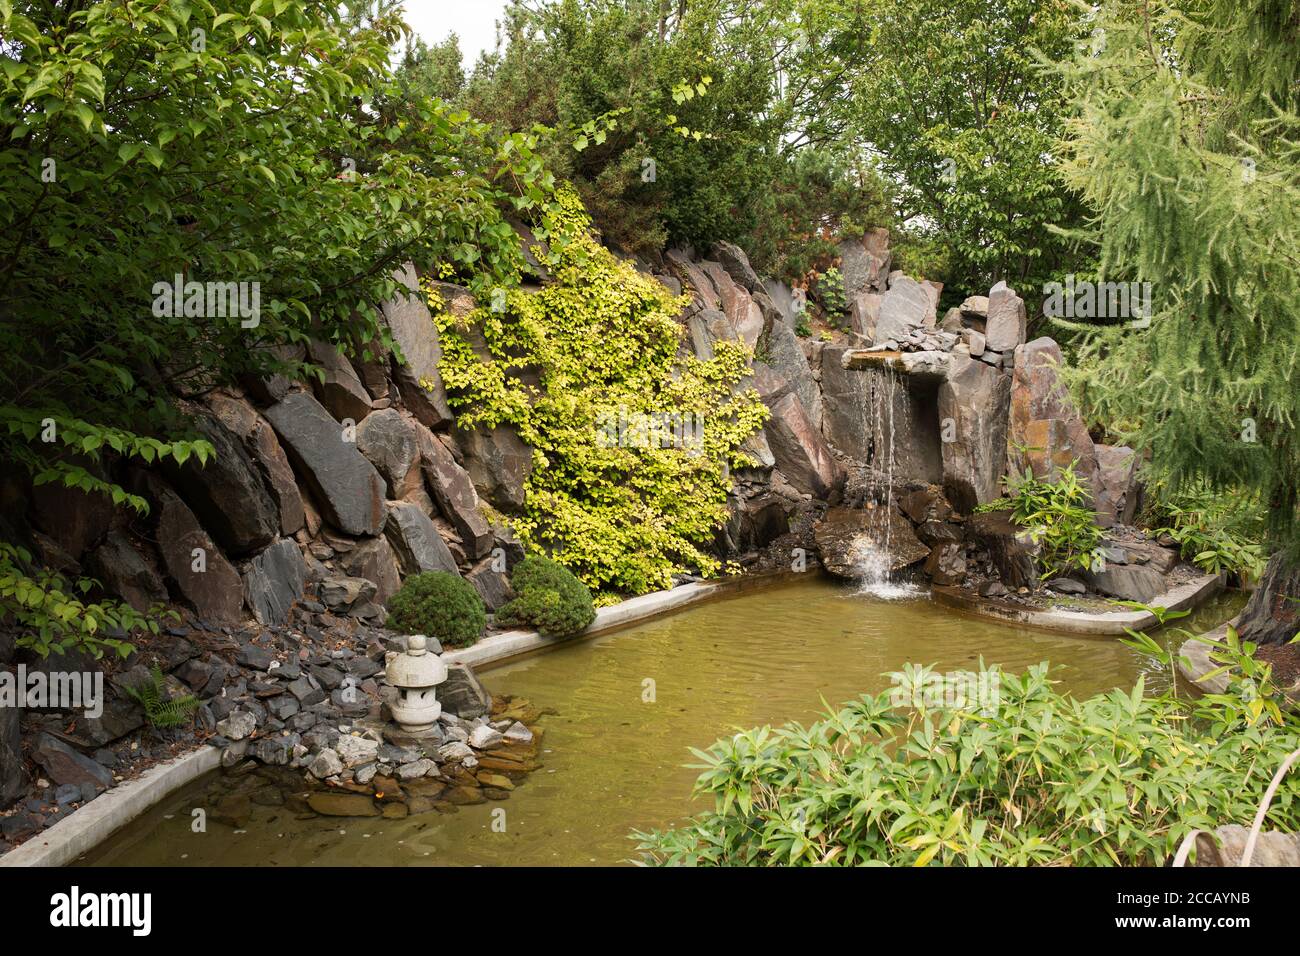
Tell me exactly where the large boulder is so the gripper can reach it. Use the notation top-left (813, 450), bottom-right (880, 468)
top-left (385, 502), bottom-right (459, 576)
top-left (756, 368), bottom-right (845, 499)
top-left (380, 262), bottom-right (453, 428)
top-left (762, 323), bottom-right (823, 430)
top-left (938, 355), bottom-right (1012, 512)
top-left (664, 249), bottom-right (720, 312)
top-left (873, 275), bottom-right (934, 345)
top-left (1193, 825), bottom-right (1300, 867)
top-left (454, 424), bottom-right (533, 516)
top-left (152, 480), bottom-right (245, 623)
top-left (439, 664), bottom-right (491, 719)
top-left (31, 733), bottom-right (115, 796)
top-left (356, 408), bottom-right (421, 498)
top-left (417, 426), bottom-right (493, 559)
top-left (1085, 564), bottom-right (1166, 603)
top-left (711, 241), bottom-right (762, 293)
top-left (264, 391), bottom-right (386, 536)
top-left (28, 479), bottom-right (113, 560)
top-left (1093, 444), bottom-right (1140, 527)
top-left (700, 261), bottom-right (764, 349)
top-left (166, 409), bottom-right (280, 556)
top-left (87, 530), bottom-right (167, 612)
top-left (204, 392), bottom-right (304, 536)
top-left (965, 510), bottom-right (1039, 590)
top-left (466, 559), bottom-right (515, 612)
top-left (305, 340), bottom-right (373, 424)
top-left (985, 280), bottom-right (1027, 352)
top-left (817, 346), bottom-right (874, 462)
top-left (339, 536), bottom-right (402, 605)
top-left (838, 232), bottom-right (890, 299)
top-left (813, 506), bottom-right (929, 578)
top-left (1237, 554), bottom-right (1300, 646)
top-left (1008, 338), bottom-right (1100, 495)
top-left (242, 538), bottom-right (307, 626)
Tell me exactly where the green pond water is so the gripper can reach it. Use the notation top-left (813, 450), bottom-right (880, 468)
top-left (79, 577), bottom-right (1245, 867)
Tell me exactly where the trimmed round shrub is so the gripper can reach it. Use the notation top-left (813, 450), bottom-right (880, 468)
top-left (385, 571), bottom-right (485, 649)
top-left (496, 556), bottom-right (596, 638)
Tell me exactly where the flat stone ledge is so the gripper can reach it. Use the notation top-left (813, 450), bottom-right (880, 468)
top-left (1, 745), bottom-right (221, 868)
top-left (444, 580), bottom-right (725, 671)
top-left (1177, 617), bottom-right (1238, 695)
top-left (932, 572), bottom-right (1226, 635)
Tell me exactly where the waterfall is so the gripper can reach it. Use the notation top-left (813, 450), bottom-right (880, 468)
top-left (853, 365), bottom-right (921, 600)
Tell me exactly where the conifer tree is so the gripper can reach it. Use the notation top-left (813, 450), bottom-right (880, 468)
top-left (1056, 0), bottom-right (1300, 642)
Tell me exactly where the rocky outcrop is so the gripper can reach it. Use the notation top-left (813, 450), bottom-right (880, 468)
top-left (385, 502), bottom-right (459, 576)
top-left (1094, 444), bottom-right (1140, 527)
top-left (87, 530), bottom-right (167, 612)
top-left (838, 231), bottom-right (890, 299)
top-left (338, 536), bottom-right (402, 605)
top-left (873, 275), bottom-right (935, 346)
top-left (756, 367), bottom-right (845, 499)
top-left (965, 510), bottom-right (1039, 590)
top-left (1237, 554), bottom-right (1300, 645)
top-left (204, 391), bottom-right (305, 537)
top-left (305, 340), bottom-right (373, 424)
top-left (153, 480), bottom-right (245, 623)
top-left (28, 478), bottom-right (113, 561)
top-left (418, 426), bottom-right (493, 559)
top-left (814, 506), bottom-right (929, 578)
top-left (381, 262), bottom-right (453, 428)
top-left (938, 354), bottom-right (1011, 512)
top-left (264, 391), bottom-right (387, 537)
top-left (356, 407), bottom-right (422, 499)
top-left (984, 280), bottom-right (1027, 353)
top-left (166, 409), bottom-right (282, 556)
top-left (1008, 338), bottom-right (1099, 497)
top-left (454, 424), bottom-right (533, 516)
top-left (242, 537), bottom-right (307, 626)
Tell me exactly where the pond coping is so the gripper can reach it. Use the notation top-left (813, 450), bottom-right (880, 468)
top-left (0, 745), bottom-right (221, 868)
top-left (930, 572), bottom-right (1226, 636)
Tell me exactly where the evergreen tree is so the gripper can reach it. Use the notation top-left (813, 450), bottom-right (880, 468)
top-left (1057, 0), bottom-right (1300, 641)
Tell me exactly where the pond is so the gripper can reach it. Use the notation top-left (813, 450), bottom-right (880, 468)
top-left (79, 577), bottom-right (1245, 867)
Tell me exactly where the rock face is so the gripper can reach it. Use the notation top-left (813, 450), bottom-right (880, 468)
top-left (1085, 564), bottom-right (1166, 603)
top-left (153, 481), bottom-right (245, 622)
top-left (814, 506), bottom-right (929, 578)
top-left (28, 479), bottom-right (113, 560)
top-left (1237, 554), bottom-right (1300, 645)
top-left (454, 424), bottom-right (533, 515)
top-left (167, 410), bottom-right (281, 556)
top-left (305, 340), bottom-right (373, 424)
top-left (88, 531), bottom-right (167, 612)
top-left (965, 510), bottom-right (1039, 589)
top-left (1008, 338), bottom-right (1099, 496)
top-left (418, 427), bottom-right (493, 559)
top-left (938, 354), bottom-right (1012, 512)
top-left (243, 538), bottom-right (307, 626)
top-left (264, 391), bottom-right (386, 537)
top-left (204, 392), bottom-right (305, 536)
top-left (873, 275), bottom-right (935, 345)
top-left (31, 733), bottom-right (115, 796)
top-left (385, 502), bottom-right (459, 576)
top-left (838, 232), bottom-right (890, 299)
top-left (1093, 444), bottom-right (1140, 527)
top-left (356, 407), bottom-right (421, 498)
top-left (339, 536), bottom-right (402, 604)
top-left (381, 262), bottom-right (453, 428)
top-left (762, 321), bottom-right (823, 430)
top-left (985, 280), bottom-right (1027, 352)
top-left (757, 368), bottom-right (845, 499)
top-left (712, 241), bottom-right (762, 292)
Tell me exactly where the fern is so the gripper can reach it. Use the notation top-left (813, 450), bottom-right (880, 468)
top-left (124, 664), bottom-right (200, 730)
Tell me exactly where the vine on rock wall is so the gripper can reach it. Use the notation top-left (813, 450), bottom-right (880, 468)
top-left (428, 187), bottom-right (768, 600)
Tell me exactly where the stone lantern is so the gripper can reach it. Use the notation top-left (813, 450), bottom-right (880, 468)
top-left (386, 635), bottom-right (447, 734)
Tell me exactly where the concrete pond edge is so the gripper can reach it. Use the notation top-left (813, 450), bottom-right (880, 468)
top-left (931, 572), bottom-right (1227, 636)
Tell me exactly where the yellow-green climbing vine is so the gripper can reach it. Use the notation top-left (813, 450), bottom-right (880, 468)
top-left (427, 187), bottom-right (768, 600)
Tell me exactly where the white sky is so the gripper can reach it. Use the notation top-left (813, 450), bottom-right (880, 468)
top-left (401, 0), bottom-right (512, 70)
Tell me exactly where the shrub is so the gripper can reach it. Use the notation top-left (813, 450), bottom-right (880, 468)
top-left (634, 651), bottom-right (1300, 867)
top-left (981, 460), bottom-right (1105, 578)
top-left (1144, 481), bottom-right (1267, 579)
top-left (496, 556), bottom-right (597, 638)
top-left (385, 572), bottom-right (486, 649)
